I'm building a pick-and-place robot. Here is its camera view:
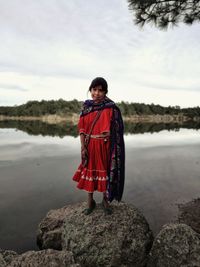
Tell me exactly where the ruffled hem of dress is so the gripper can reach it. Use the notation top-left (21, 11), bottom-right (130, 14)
top-left (72, 167), bottom-right (109, 192)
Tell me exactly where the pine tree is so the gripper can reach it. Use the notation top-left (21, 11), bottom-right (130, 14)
top-left (127, 0), bottom-right (200, 29)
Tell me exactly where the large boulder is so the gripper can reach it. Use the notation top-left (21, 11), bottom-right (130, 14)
top-left (1, 249), bottom-right (80, 267)
top-left (147, 223), bottom-right (200, 267)
top-left (62, 201), bottom-right (153, 267)
top-left (37, 201), bottom-right (153, 266)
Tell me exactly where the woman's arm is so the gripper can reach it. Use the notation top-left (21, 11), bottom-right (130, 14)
top-left (80, 133), bottom-right (88, 159)
top-left (80, 133), bottom-right (86, 149)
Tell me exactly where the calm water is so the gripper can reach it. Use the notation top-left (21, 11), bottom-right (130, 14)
top-left (0, 121), bottom-right (200, 253)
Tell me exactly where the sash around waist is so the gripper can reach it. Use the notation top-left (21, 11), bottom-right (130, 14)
top-left (85, 133), bottom-right (110, 139)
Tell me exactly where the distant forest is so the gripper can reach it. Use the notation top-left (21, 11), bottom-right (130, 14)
top-left (0, 99), bottom-right (200, 118)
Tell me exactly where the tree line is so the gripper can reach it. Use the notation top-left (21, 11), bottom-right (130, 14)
top-left (0, 99), bottom-right (200, 118)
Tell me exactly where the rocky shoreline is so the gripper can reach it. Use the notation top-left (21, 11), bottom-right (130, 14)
top-left (1, 199), bottom-right (200, 267)
top-left (0, 114), bottom-right (199, 125)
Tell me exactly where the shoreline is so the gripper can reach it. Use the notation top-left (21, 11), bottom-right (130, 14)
top-left (0, 114), bottom-right (199, 124)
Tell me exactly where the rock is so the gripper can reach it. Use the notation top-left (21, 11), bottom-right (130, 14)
top-left (178, 198), bottom-right (200, 234)
top-left (147, 223), bottom-right (200, 267)
top-left (37, 206), bottom-right (66, 250)
top-left (37, 201), bottom-right (153, 266)
top-left (7, 249), bottom-right (80, 267)
top-left (0, 254), bottom-right (6, 267)
top-left (0, 249), bottom-right (18, 266)
top-left (62, 201), bottom-right (153, 267)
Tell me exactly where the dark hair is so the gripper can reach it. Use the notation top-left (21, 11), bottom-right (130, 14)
top-left (89, 77), bottom-right (108, 94)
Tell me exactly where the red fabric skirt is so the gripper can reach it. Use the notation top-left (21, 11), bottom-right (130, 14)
top-left (72, 137), bottom-right (110, 192)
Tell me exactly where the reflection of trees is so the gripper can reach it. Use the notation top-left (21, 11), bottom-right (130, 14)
top-left (0, 121), bottom-right (78, 138)
top-left (124, 121), bottom-right (200, 134)
top-left (0, 120), bottom-right (200, 137)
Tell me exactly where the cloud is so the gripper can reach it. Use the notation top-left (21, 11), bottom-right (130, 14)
top-left (0, 0), bottom-right (200, 107)
top-left (0, 83), bottom-right (28, 92)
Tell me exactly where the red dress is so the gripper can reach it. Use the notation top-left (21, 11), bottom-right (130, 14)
top-left (72, 108), bottom-right (113, 192)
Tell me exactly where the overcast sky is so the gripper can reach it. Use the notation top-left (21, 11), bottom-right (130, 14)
top-left (0, 0), bottom-right (200, 108)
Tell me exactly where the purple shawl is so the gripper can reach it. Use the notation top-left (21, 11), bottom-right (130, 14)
top-left (80, 96), bottom-right (125, 202)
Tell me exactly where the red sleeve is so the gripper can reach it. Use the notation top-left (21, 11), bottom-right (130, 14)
top-left (100, 108), bottom-right (113, 134)
top-left (78, 116), bottom-right (85, 134)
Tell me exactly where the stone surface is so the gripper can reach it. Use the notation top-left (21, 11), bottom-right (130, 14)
top-left (0, 249), bottom-right (18, 266)
top-left (0, 254), bottom-right (6, 267)
top-left (147, 223), bottom-right (200, 267)
top-left (5, 249), bottom-right (80, 267)
top-left (62, 201), bottom-right (153, 267)
top-left (37, 206), bottom-right (66, 250)
top-left (178, 197), bottom-right (200, 234)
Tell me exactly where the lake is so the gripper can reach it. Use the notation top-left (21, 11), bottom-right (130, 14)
top-left (0, 121), bottom-right (200, 253)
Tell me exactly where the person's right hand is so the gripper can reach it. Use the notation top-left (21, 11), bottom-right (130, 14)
top-left (81, 146), bottom-right (88, 160)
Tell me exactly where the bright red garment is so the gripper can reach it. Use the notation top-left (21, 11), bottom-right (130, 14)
top-left (72, 108), bottom-right (113, 192)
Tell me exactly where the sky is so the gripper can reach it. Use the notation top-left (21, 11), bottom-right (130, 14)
top-left (0, 0), bottom-right (200, 108)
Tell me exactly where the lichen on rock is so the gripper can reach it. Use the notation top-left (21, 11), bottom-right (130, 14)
top-left (147, 223), bottom-right (200, 267)
top-left (61, 201), bottom-right (153, 267)
top-left (2, 248), bottom-right (80, 267)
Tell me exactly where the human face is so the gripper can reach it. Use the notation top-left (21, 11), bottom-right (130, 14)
top-left (90, 85), bottom-right (106, 103)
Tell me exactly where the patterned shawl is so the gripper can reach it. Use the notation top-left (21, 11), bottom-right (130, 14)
top-left (80, 96), bottom-right (125, 202)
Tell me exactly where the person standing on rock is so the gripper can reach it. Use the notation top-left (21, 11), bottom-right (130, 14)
top-left (72, 77), bottom-right (125, 215)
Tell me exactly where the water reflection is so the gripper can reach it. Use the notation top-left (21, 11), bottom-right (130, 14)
top-left (0, 120), bottom-right (77, 137)
top-left (0, 122), bottom-right (200, 254)
top-left (124, 121), bottom-right (200, 134)
top-left (0, 120), bottom-right (200, 136)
